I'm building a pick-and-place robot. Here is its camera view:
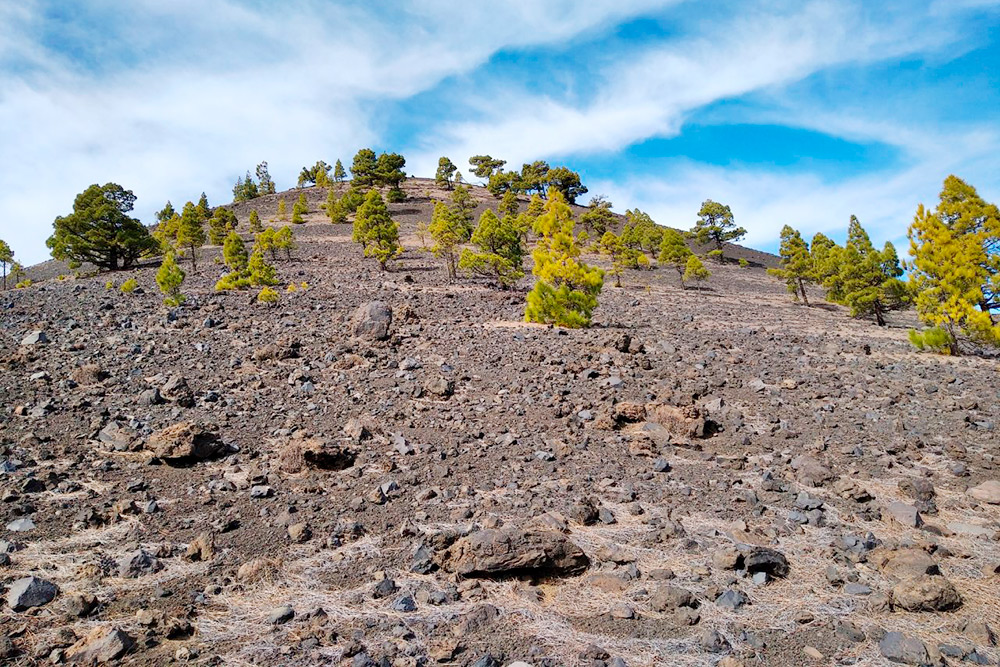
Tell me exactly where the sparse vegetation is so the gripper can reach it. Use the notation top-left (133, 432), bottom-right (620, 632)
top-left (119, 278), bottom-right (138, 293)
top-left (908, 327), bottom-right (953, 354)
top-left (257, 285), bottom-right (279, 305)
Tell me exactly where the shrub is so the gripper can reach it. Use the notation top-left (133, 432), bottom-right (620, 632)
top-left (908, 327), bottom-right (953, 354)
top-left (386, 187), bottom-right (406, 203)
top-left (706, 249), bottom-right (724, 262)
top-left (15, 279), bottom-right (33, 289)
top-left (683, 255), bottom-right (711, 289)
top-left (156, 252), bottom-right (186, 306)
top-left (120, 278), bottom-right (138, 293)
top-left (105, 280), bottom-right (114, 289)
top-left (739, 258), bottom-right (750, 268)
top-left (257, 286), bottom-right (279, 305)
top-left (291, 193), bottom-right (308, 224)
top-left (274, 226), bottom-right (295, 260)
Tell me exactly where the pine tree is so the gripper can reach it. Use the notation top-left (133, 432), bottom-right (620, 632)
top-left (691, 200), bottom-right (746, 257)
top-left (683, 255), bottom-right (711, 289)
top-left (247, 246), bottom-right (278, 286)
top-left (155, 201), bottom-right (176, 223)
top-left (176, 201), bottom-right (206, 271)
top-left (325, 188), bottom-right (347, 224)
top-left (657, 229), bottom-right (692, 285)
top-left (248, 210), bottom-right (263, 233)
top-left (354, 189), bottom-right (401, 270)
top-left (459, 209), bottom-right (524, 288)
top-left (599, 231), bottom-right (634, 287)
top-left (156, 251), bottom-right (186, 306)
top-left (208, 208), bottom-right (237, 245)
top-left (451, 184), bottom-right (475, 239)
top-left (351, 148), bottom-right (378, 187)
top-left (436, 157), bottom-right (457, 190)
top-left (622, 209), bottom-right (663, 256)
top-left (498, 190), bottom-right (520, 220)
top-left (276, 198), bottom-right (288, 221)
top-left (825, 216), bottom-right (908, 326)
top-left (292, 193), bottom-right (308, 224)
top-left (469, 155), bottom-right (507, 180)
top-left (333, 159), bottom-right (346, 183)
top-left (0, 239), bottom-right (13, 290)
top-left (768, 225), bottom-right (813, 304)
top-left (546, 166), bottom-right (587, 204)
top-left (256, 161), bottom-right (276, 195)
top-left (428, 202), bottom-right (464, 278)
top-left (524, 189), bottom-right (604, 327)
top-left (223, 232), bottom-right (248, 272)
top-left (196, 193), bottom-right (211, 220)
top-left (233, 171), bottom-right (259, 202)
top-left (579, 196), bottom-right (614, 236)
top-left (274, 226), bottom-right (295, 260)
top-left (47, 183), bottom-right (158, 270)
top-left (908, 176), bottom-right (1000, 352)
top-left (255, 227), bottom-right (277, 259)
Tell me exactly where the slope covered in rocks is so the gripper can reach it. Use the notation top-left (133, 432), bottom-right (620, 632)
top-left (1, 179), bottom-right (999, 667)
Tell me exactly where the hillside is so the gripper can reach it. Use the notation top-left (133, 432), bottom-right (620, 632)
top-left (1, 178), bottom-right (999, 667)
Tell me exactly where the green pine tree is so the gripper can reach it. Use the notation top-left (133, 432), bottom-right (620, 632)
top-left (354, 189), bottom-right (401, 270)
top-left (524, 189), bottom-right (604, 327)
top-left (768, 225), bottom-right (813, 304)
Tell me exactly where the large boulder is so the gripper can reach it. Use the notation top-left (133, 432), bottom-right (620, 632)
top-left (878, 631), bottom-right (936, 666)
top-left (350, 301), bottom-right (392, 341)
top-left (439, 529), bottom-right (589, 578)
top-left (65, 626), bottom-right (134, 664)
top-left (968, 480), bottom-right (1000, 505)
top-left (6, 576), bottom-right (58, 611)
top-left (891, 576), bottom-right (962, 612)
top-left (146, 422), bottom-right (223, 463)
top-left (877, 549), bottom-right (940, 580)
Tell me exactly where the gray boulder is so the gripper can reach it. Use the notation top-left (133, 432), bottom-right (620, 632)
top-left (350, 301), bottom-right (392, 341)
top-left (7, 576), bottom-right (58, 611)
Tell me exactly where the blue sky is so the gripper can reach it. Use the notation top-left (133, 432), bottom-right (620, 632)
top-left (1, 0), bottom-right (999, 265)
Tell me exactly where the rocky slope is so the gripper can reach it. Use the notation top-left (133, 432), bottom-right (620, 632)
top-left (1, 179), bottom-right (999, 666)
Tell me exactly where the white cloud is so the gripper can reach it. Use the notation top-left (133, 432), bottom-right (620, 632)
top-left (0, 0), bottom-right (677, 264)
top-left (408, 0), bottom-right (1000, 246)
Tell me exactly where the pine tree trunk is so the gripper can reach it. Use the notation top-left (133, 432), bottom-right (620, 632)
top-left (874, 303), bottom-right (886, 327)
top-left (190, 245), bottom-right (197, 272)
top-left (798, 278), bottom-right (809, 306)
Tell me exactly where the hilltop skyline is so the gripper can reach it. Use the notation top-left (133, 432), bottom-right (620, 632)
top-left (1, 0), bottom-right (998, 265)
